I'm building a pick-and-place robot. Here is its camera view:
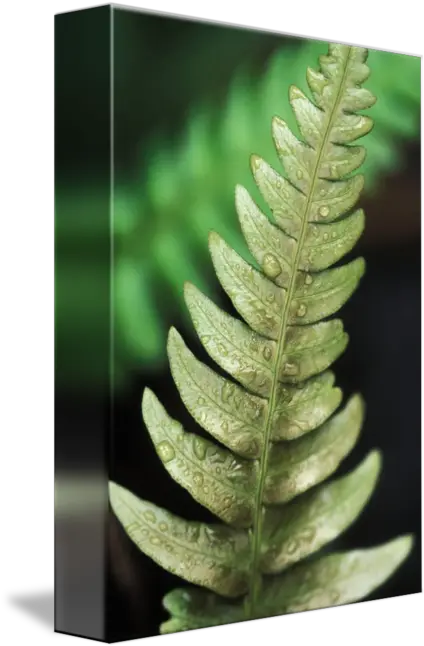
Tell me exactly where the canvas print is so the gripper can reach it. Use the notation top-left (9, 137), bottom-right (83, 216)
top-left (54, 4), bottom-right (421, 642)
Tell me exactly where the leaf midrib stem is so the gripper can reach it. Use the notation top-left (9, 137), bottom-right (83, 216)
top-left (245, 48), bottom-right (353, 618)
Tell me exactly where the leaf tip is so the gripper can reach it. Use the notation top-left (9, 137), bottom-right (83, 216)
top-left (167, 325), bottom-right (180, 344)
top-left (208, 229), bottom-right (221, 249)
top-left (357, 256), bottom-right (366, 276)
top-left (249, 154), bottom-right (263, 173)
top-left (108, 480), bottom-right (121, 507)
top-left (271, 115), bottom-right (286, 134)
top-left (142, 386), bottom-right (156, 416)
top-left (288, 84), bottom-right (303, 102)
top-left (365, 448), bottom-right (383, 479)
top-left (386, 534), bottom-right (415, 567)
top-left (345, 392), bottom-right (366, 429)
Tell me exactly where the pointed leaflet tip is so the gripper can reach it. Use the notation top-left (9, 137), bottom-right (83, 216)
top-left (348, 392), bottom-right (366, 421)
top-left (361, 449), bottom-right (383, 481)
top-left (142, 386), bottom-right (154, 398)
top-left (108, 481), bottom-right (123, 510)
top-left (289, 84), bottom-right (304, 102)
top-left (141, 386), bottom-right (155, 416)
top-left (272, 115), bottom-right (286, 129)
top-left (208, 229), bottom-right (221, 248)
top-left (167, 325), bottom-right (181, 345)
top-left (249, 154), bottom-right (263, 173)
top-left (357, 257), bottom-right (366, 278)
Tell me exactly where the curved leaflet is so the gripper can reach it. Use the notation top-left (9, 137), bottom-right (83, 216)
top-left (109, 44), bottom-right (413, 633)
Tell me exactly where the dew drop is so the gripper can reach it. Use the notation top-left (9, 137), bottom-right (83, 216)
top-left (193, 472), bottom-right (204, 486)
top-left (297, 304), bottom-right (307, 317)
top-left (144, 510), bottom-right (157, 523)
top-left (262, 253), bottom-right (282, 279)
top-left (193, 437), bottom-right (207, 460)
top-left (319, 206), bottom-right (330, 218)
top-left (263, 346), bottom-right (273, 361)
top-left (159, 522), bottom-right (168, 532)
top-left (332, 231), bottom-right (337, 239)
top-left (276, 179), bottom-right (282, 189)
top-left (284, 362), bottom-right (299, 376)
top-left (221, 420), bottom-right (229, 433)
top-left (197, 396), bottom-right (206, 405)
top-left (150, 536), bottom-right (161, 546)
top-left (305, 274), bottom-right (313, 285)
top-left (323, 233), bottom-right (329, 241)
top-left (203, 486), bottom-right (210, 495)
top-left (157, 441), bottom-right (175, 464)
top-left (296, 169), bottom-right (303, 180)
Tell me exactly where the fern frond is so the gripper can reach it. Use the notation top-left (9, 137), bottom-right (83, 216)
top-left (109, 43), bottom-right (413, 633)
top-left (124, 40), bottom-right (419, 367)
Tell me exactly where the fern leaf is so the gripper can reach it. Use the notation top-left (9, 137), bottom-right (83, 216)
top-left (125, 41), bottom-right (419, 367)
top-left (109, 43), bottom-right (413, 633)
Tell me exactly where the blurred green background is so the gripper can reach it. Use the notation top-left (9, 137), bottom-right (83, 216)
top-left (55, 8), bottom-right (420, 392)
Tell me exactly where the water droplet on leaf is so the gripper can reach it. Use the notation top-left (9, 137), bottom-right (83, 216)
top-left (284, 362), bottom-right (299, 376)
top-left (193, 472), bottom-right (204, 486)
top-left (263, 346), bottom-right (273, 361)
top-left (157, 441), bottom-right (175, 464)
top-left (144, 510), bottom-right (157, 523)
top-left (193, 437), bottom-right (207, 460)
top-left (262, 253), bottom-right (281, 279)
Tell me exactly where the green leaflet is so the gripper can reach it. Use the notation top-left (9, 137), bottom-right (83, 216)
top-left (109, 43), bottom-right (413, 633)
top-left (161, 536), bottom-right (413, 633)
